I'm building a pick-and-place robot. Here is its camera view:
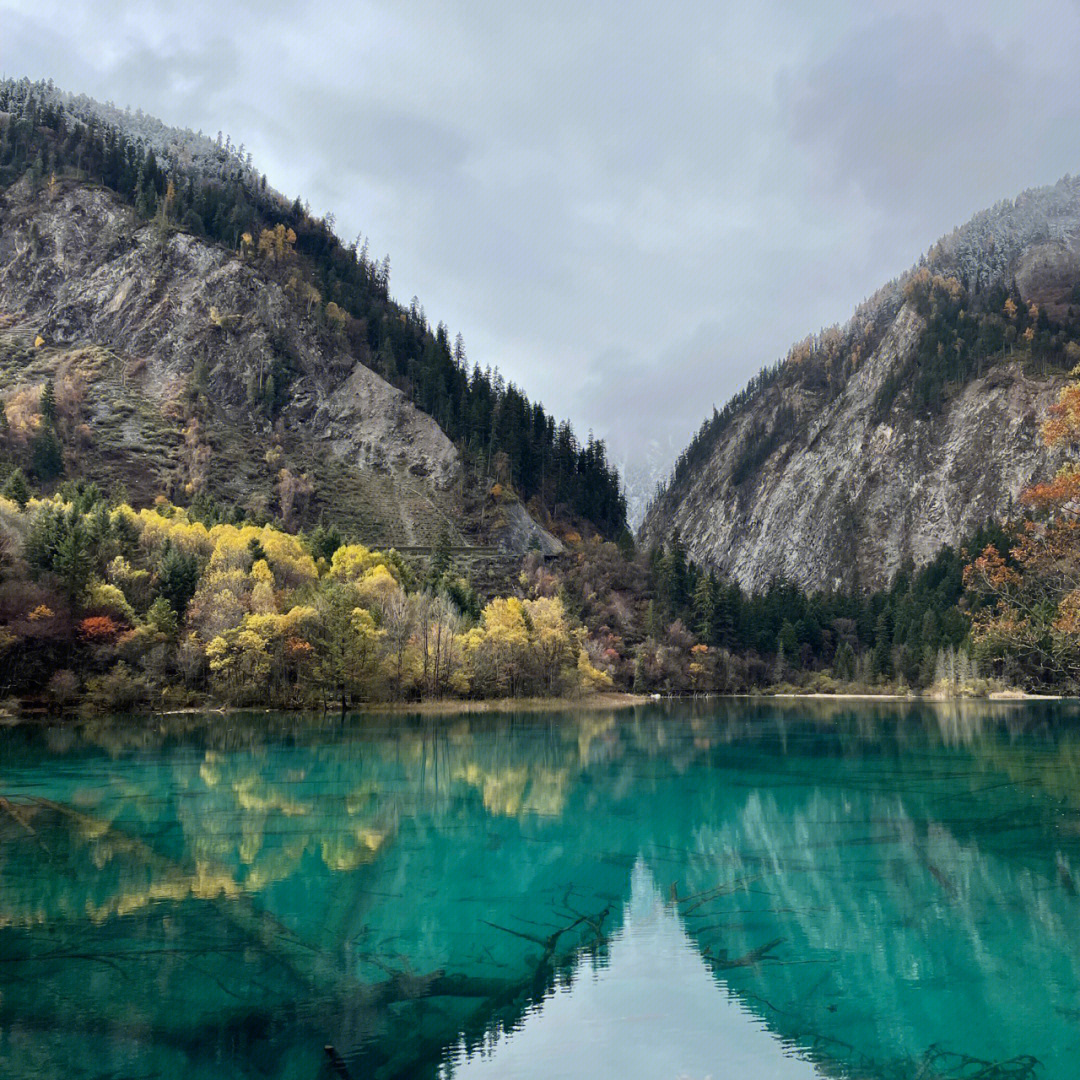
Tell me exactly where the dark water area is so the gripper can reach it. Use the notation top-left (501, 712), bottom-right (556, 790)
top-left (2, 700), bottom-right (1080, 1079)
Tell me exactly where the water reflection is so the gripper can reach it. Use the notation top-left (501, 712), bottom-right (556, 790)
top-left (0, 700), bottom-right (1078, 1079)
top-left (443, 860), bottom-right (821, 1080)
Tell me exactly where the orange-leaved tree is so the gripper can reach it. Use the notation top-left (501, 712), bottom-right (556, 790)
top-left (964, 371), bottom-right (1080, 684)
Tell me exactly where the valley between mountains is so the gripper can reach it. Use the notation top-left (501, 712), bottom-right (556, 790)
top-left (3, 78), bottom-right (1080, 707)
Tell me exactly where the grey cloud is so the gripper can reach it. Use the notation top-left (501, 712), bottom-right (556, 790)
top-left (580, 322), bottom-right (727, 459)
top-left (780, 11), bottom-right (1080, 230)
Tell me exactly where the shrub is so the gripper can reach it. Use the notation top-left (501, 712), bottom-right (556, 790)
top-left (46, 668), bottom-right (79, 707)
top-left (78, 615), bottom-right (121, 641)
top-left (80, 662), bottom-right (152, 714)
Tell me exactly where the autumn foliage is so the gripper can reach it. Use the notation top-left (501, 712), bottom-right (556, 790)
top-left (965, 371), bottom-right (1080, 684)
top-left (78, 615), bottom-right (120, 641)
top-left (0, 483), bottom-right (621, 712)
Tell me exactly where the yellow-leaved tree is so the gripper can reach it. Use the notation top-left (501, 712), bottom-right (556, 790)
top-left (257, 224), bottom-right (297, 264)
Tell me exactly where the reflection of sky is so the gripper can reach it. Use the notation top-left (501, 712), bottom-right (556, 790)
top-left (444, 860), bottom-right (820, 1080)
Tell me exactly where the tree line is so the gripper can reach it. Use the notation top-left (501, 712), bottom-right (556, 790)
top-left (0, 476), bottom-right (613, 712)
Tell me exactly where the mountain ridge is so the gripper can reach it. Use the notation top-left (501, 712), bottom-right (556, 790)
top-left (641, 173), bottom-right (1080, 591)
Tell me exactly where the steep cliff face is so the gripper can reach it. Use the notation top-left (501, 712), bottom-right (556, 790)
top-left (0, 176), bottom-right (558, 552)
top-left (641, 177), bottom-right (1080, 592)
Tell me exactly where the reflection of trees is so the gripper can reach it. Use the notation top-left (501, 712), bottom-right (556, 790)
top-left (2, 702), bottom-right (1080, 1078)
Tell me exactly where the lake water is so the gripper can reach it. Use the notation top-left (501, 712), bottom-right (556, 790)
top-left (1, 700), bottom-right (1079, 1080)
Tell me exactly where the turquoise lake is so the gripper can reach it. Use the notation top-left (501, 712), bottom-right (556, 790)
top-left (2, 700), bottom-right (1080, 1079)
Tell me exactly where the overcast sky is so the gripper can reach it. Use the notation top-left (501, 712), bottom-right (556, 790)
top-left (5, 1), bottom-right (1080, 477)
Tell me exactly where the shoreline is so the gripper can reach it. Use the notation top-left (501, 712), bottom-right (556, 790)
top-left (6, 689), bottom-right (1073, 727)
top-left (767, 690), bottom-right (1069, 702)
top-left (145, 690), bottom-right (1076, 717)
top-left (358, 692), bottom-right (650, 715)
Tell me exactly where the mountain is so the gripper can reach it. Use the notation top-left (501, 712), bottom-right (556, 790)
top-left (613, 433), bottom-right (680, 532)
top-left (639, 177), bottom-right (1080, 592)
top-left (0, 78), bottom-right (625, 555)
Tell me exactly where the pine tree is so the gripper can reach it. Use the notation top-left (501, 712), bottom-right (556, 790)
top-left (247, 536), bottom-right (267, 567)
top-left (308, 522), bottom-right (343, 562)
top-left (40, 380), bottom-right (58, 426)
top-left (692, 574), bottom-right (716, 643)
top-left (777, 619), bottom-right (799, 663)
top-left (715, 580), bottom-right (737, 647)
top-left (30, 426), bottom-right (63, 480)
top-left (54, 520), bottom-right (92, 601)
top-left (663, 532), bottom-right (689, 613)
top-left (158, 547), bottom-right (200, 618)
top-left (2, 468), bottom-right (30, 508)
top-left (834, 640), bottom-right (856, 681)
top-left (872, 610), bottom-right (893, 678)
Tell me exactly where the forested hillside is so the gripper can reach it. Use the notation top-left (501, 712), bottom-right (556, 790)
top-left (0, 78), bottom-right (625, 537)
top-left (3, 76), bottom-right (1080, 709)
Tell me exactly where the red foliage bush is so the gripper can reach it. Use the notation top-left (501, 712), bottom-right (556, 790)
top-left (78, 615), bottom-right (120, 641)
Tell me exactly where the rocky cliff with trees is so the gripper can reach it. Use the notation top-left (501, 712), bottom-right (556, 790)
top-left (0, 78), bottom-right (626, 552)
top-left (641, 177), bottom-right (1080, 593)
top-left (7, 76), bottom-right (1080, 708)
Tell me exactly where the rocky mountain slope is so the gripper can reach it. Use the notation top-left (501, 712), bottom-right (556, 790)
top-left (614, 435), bottom-right (680, 532)
top-left (0, 80), bottom-right (600, 557)
top-left (640, 177), bottom-right (1080, 592)
top-left (0, 177), bottom-right (468, 542)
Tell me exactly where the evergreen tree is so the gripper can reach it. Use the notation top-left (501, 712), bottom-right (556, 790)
top-left (663, 532), bottom-right (689, 613)
top-left (39, 380), bottom-right (57, 426)
top-left (715, 580), bottom-right (737, 647)
top-left (158, 547), bottom-right (200, 618)
top-left (872, 611), bottom-right (893, 678)
top-left (834, 640), bottom-right (856, 681)
top-left (30, 426), bottom-right (63, 480)
top-left (692, 574), bottom-right (716, 643)
top-left (2, 468), bottom-right (30, 508)
top-left (247, 536), bottom-right (268, 568)
top-left (54, 519), bottom-right (92, 601)
top-left (307, 522), bottom-right (343, 562)
top-left (777, 619), bottom-right (799, 663)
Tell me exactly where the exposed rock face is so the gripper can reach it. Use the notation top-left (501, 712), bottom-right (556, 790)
top-left (491, 501), bottom-right (564, 557)
top-left (641, 177), bottom-right (1080, 593)
top-left (0, 178), bottom-right (555, 549)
